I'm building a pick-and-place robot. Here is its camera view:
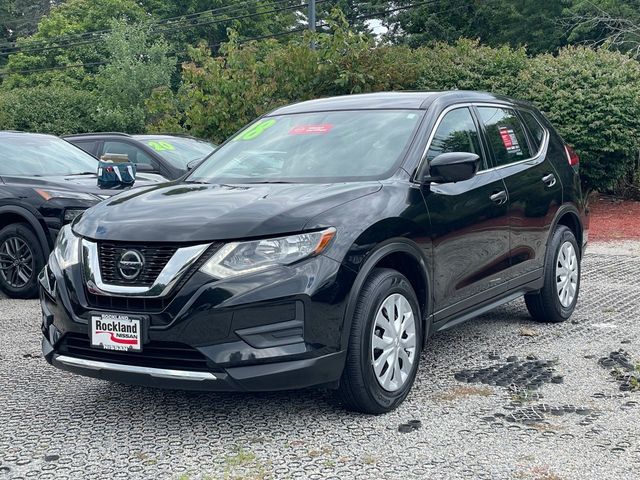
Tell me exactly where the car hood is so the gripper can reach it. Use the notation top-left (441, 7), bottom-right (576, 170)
top-left (73, 182), bottom-right (382, 242)
top-left (2, 173), bottom-right (165, 197)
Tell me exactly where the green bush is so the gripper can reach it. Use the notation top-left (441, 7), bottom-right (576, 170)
top-left (514, 47), bottom-right (640, 192)
top-left (0, 84), bottom-right (99, 135)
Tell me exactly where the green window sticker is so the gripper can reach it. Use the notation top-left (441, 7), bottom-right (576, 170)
top-left (147, 140), bottom-right (175, 151)
top-left (233, 119), bottom-right (276, 141)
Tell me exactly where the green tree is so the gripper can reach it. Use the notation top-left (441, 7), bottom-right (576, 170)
top-left (374, 0), bottom-right (571, 54)
top-left (1, 0), bottom-right (148, 87)
top-left (93, 21), bottom-right (176, 132)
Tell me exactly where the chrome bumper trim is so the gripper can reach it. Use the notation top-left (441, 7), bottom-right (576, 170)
top-left (54, 354), bottom-right (217, 381)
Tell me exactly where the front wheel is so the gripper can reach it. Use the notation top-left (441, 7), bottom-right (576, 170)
top-left (0, 223), bottom-right (45, 299)
top-left (338, 268), bottom-right (422, 414)
top-left (525, 225), bottom-right (581, 323)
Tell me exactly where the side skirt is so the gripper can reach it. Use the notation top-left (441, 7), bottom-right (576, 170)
top-left (430, 271), bottom-right (544, 333)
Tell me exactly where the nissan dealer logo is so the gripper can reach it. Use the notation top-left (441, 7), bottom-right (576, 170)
top-left (117, 250), bottom-right (145, 280)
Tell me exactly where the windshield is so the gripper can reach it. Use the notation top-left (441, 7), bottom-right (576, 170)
top-left (137, 136), bottom-right (216, 168)
top-left (187, 110), bottom-right (422, 183)
top-left (0, 135), bottom-right (98, 176)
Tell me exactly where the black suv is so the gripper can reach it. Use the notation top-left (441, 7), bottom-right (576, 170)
top-left (65, 133), bottom-right (216, 180)
top-left (41, 92), bottom-right (588, 413)
top-left (0, 131), bottom-right (161, 298)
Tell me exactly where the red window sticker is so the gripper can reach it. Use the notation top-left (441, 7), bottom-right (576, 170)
top-left (288, 124), bottom-right (334, 135)
top-left (498, 126), bottom-right (522, 154)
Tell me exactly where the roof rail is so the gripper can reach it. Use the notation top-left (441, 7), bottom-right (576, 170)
top-left (138, 132), bottom-right (203, 140)
top-left (62, 132), bottom-right (133, 138)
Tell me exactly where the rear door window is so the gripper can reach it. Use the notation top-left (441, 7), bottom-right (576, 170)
top-left (477, 107), bottom-right (531, 167)
top-left (426, 107), bottom-right (487, 170)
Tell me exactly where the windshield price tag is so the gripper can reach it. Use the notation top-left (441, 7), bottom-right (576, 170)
top-left (288, 124), bottom-right (334, 135)
top-left (147, 141), bottom-right (175, 151)
top-left (234, 119), bottom-right (277, 141)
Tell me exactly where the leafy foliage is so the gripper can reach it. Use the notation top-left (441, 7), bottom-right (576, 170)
top-left (0, 84), bottom-right (99, 134)
top-left (92, 22), bottom-right (175, 133)
top-left (147, 24), bottom-right (640, 191)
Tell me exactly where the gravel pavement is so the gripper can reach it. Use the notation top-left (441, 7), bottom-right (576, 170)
top-left (1, 242), bottom-right (639, 480)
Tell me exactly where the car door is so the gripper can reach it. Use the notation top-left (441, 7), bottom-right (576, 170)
top-left (475, 105), bottom-right (563, 286)
top-left (420, 106), bottom-right (511, 321)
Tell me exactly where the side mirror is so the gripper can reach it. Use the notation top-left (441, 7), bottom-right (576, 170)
top-left (186, 159), bottom-right (204, 171)
top-left (423, 152), bottom-right (480, 184)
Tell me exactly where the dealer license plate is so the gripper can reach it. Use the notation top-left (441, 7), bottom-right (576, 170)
top-left (90, 314), bottom-right (142, 352)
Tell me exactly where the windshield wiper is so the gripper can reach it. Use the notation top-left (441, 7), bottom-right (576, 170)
top-left (242, 180), bottom-right (294, 184)
top-left (183, 179), bottom-right (211, 184)
top-left (66, 172), bottom-right (96, 176)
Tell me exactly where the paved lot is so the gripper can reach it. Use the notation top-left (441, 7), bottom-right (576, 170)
top-left (1, 242), bottom-right (640, 480)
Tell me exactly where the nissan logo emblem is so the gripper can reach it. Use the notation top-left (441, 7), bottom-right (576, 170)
top-left (117, 250), bottom-right (145, 280)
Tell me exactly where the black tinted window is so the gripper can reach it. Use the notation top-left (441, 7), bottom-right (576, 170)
top-left (519, 110), bottom-right (545, 151)
top-left (477, 107), bottom-right (531, 167)
top-left (72, 140), bottom-right (98, 155)
top-left (426, 108), bottom-right (485, 169)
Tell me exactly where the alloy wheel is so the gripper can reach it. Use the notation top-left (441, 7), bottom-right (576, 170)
top-left (556, 241), bottom-right (578, 308)
top-left (371, 293), bottom-right (417, 392)
top-left (0, 236), bottom-right (34, 289)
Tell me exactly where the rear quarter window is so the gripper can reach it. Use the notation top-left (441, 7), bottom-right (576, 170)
top-left (519, 110), bottom-right (546, 152)
top-left (71, 140), bottom-right (98, 156)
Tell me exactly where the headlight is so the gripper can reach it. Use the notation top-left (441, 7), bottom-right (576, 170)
top-left (53, 224), bottom-right (80, 269)
top-left (200, 228), bottom-right (336, 279)
top-left (35, 188), bottom-right (100, 201)
top-left (63, 208), bottom-right (86, 223)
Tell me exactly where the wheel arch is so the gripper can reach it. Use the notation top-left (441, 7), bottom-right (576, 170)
top-left (340, 238), bottom-right (431, 351)
top-left (550, 205), bottom-right (584, 257)
top-left (0, 205), bottom-right (51, 257)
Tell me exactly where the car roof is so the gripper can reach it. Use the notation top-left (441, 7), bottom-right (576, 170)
top-left (63, 132), bottom-right (210, 142)
top-left (269, 91), bottom-right (530, 115)
top-left (0, 130), bottom-right (60, 140)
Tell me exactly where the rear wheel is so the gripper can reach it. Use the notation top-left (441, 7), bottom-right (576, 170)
top-left (0, 223), bottom-right (45, 299)
top-left (338, 268), bottom-right (422, 414)
top-left (525, 226), bottom-right (580, 323)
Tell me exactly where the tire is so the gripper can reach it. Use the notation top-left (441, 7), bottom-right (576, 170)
top-left (525, 225), bottom-right (580, 323)
top-left (338, 268), bottom-right (422, 414)
top-left (0, 223), bottom-right (45, 299)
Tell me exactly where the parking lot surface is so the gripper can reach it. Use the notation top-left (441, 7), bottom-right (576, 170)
top-left (1, 242), bottom-right (639, 480)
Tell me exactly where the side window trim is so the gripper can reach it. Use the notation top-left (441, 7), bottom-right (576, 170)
top-left (517, 108), bottom-right (549, 157)
top-left (472, 103), bottom-right (550, 173)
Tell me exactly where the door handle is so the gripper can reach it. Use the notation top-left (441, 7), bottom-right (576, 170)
top-left (490, 190), bottom-right (508, 205)
top-left (542, 173), bottom-right (557, 187)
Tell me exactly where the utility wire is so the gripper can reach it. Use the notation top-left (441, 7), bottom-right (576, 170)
top-left (0, 27), bottom-right (309, 76)
top-left (0, 0), bottom-right (305, 52)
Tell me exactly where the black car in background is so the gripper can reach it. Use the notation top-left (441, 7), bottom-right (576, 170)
top-left (0, 131), bottom-right (162, 298)
top-left (65, 133), bottom-right (217, 180)
top-left (42, 92), bottom-right (588, 413)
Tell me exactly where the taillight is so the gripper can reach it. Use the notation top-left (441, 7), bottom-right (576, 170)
top-left (565, 145), bottom-right (579, 168)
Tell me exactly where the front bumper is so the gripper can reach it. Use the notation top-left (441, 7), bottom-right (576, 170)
top-left (40, 250), bottom-right (355, 392)
top-left (42, 334), bottom-right (346, 391)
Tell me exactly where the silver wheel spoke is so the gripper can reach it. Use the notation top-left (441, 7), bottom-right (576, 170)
top-left (555, 241), bottom-right (578, 308)
top-left (371, 292), bottom-right (417, 392)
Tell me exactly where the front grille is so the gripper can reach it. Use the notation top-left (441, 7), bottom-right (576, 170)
top-left (98, 242), bottom-right (178, 286)
top-left (84, 291), bottom-right (169, 313)
top-left (59, 333), bottom-right (211, 371)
